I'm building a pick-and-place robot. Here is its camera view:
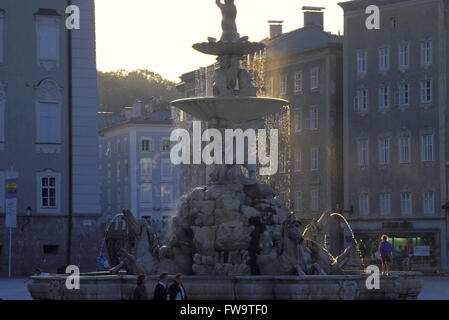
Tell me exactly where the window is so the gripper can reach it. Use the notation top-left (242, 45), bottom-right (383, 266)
top-left (378, 86), bottom-right (389, 109)
top-left (161, 183), bottom-right (173, 204)
top-left (294, 151), bottom-right (301, 172)
top-left (399, 83), bottom-right (409, 106)
top-left (399, 43), bottom-right (409, 68)
top-left (140, 183), bottom-right (152, 204)
top-left (35, 79), bottom-right (62, 145)
top-left (124, 160), bottom-right (129, 178)
top-left (140, 158), bottom-right (152, 178)
top-left (399, 136), bottom-right (410, 163)
top-left (0, 82), bottom-right (5, 144)
top-left (310, 106), bottom-right (318, 130)
top-left (294, 72), bottom-right (302, 93)
top-left (107, 163), bottom-right (111, 179)
top-left (293, 110), bottom-right (302, 132)
top-left (294, 191), bottom-right (302, 212)
top-left (0, 171), bottom-right (5, 213)
top-left (310, 68), bottom-right (318, 90)
top-left (37, 170), bottom-right (61, 212)
top-left (160, 139), bottom-right (170, 152)
top-left (161, 158), bottom-right (173, 178)
top-left (0, 10), bottom-right (4, 64)
top-left (422, 135), bottom-right (434, 162)
top-left (359, 193), bottom-right (369, 215)
top-left (121, 138), bottom-right (128, 153)
top-left (357, 138), bottom-right (369, 166)
top-left (420, 80), bottom-right (432, 104)
top-left (380, 193), bottom-right (391, 215)
top-left (401, 192), bottom-right (412, 215)
top-left (310, 190), bottom-right (319, 211)
top-left (35, 11), bottom-right (61, 70)
top-left (279, 151), bottom-right (286, 173)
top-left (36, 102), bottom-right (61, 143)
top-left (391, 17), bottom-right (398, 29)
top-left (421, 40), bottom-right (432, 66)
top-left (114, 141), bottom-right (120, 154)
top-left (141, 138), bottom-right (153, 152)
top-left (116, 162), bottom-right (120, 178)
top-left (311, 148), bottom-right (319, 171)
top-left (280, 74), bottom-right (287, 96)
top-left (379, 47), bottom-right (390, 71)
top-left (356, 89), bottom-right (368, 112)
top-left (36, 170), bottom-right (61, 213)
top-left (357, 51), bottom-right (367, 74)
top-left (266, 78), bottom-right (273, 96)
top-left (423, 191), bottom-right (434, 214)
top-left (379, 137), bottom-right (390, 165)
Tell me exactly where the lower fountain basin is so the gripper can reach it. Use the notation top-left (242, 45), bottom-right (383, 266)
top-left (27, 272), bottom-right (423, 300)
top-left (170, 97), bottom-right (288, 123)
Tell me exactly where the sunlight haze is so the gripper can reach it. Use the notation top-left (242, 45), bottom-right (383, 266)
top-left (95, 0), bottom-right (345, 82)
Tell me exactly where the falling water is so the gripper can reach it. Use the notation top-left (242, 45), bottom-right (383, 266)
top-left (330, 213), bottom-right (366, 271)
top-left (303, 237), bottom-right (338, 264)
top-left (98, 212), bottom-right (125, 258)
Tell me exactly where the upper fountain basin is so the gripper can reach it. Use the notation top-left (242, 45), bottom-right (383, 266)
top-left (171, 96), bottom-right (288, 123)
top-left (193, 40), bottom-right (266, 56)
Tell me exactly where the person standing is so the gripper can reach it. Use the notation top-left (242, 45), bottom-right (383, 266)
top-left (379, 235), bottom-right (393, 276)
top-left (168, 273), bottom-right (187, 300)
top-left (153, 272), bottom-right (169, 300)
top-left (133, 275), bottom-right (148, 300)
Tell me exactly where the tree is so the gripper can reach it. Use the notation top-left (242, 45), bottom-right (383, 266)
top-left (97, 69), bottom-right (182, 114)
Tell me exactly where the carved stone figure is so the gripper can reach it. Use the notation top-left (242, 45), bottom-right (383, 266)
top-left (110, 210), bottom-right (160, 275)
top-left (215, 0), bottom-right (240, 42)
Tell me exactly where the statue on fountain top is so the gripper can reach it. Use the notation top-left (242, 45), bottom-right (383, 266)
top-left (216, 0), bottom-right (240, 42)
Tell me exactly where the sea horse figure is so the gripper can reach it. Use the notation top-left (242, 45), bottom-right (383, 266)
top-left (216, 0), bottom-right (240, 42)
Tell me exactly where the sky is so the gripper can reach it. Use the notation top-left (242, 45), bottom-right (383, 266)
top-left (95, 0), bottom-right (346, 82)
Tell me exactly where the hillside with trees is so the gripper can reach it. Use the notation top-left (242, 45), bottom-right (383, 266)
top-left (97, 69), bottom-right (182, 114)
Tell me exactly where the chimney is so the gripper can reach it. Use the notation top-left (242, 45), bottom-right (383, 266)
top-left (268, 20), bottom-right (284, 38)
top-left (132, 100), bottom-right (143, 118)
top-left (302, 6), bottom-right (325, 30)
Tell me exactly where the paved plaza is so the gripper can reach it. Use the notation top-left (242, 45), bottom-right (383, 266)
top-left (0, 276), bottom-right (448, 300)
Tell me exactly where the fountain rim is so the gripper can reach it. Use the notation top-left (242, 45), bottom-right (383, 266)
top-left (170, 96), bottom-right (289, 105)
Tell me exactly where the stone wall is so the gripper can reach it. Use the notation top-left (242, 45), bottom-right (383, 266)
top-left (0, 216), bottom-right (102, 276)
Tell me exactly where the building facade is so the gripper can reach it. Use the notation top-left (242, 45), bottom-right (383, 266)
top-left (0, 0), bottom-right (101, 276)
top-left (340, 0), bottom-right (449, 271)
top-left (263, 8), bottom-right (344, 253)
top-left (99, 106), bottom-right (180, 231)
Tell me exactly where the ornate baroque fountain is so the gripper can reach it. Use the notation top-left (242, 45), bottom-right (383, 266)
top-left (27, 0), bottom-right (424, 300)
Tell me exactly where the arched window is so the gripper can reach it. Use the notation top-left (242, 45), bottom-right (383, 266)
top-left (34, 79), bottom-right (62, 152)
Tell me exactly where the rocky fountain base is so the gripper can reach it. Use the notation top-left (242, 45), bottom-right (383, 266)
top-left (27, 181), bottom-right (424, 300)
top-left (28, 272), bottom-right (423, 300)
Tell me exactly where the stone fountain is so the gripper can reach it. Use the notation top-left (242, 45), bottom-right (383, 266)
top-left (27, 0), bottom-right (423, 300)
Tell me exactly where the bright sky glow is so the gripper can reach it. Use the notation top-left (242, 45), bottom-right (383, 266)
top-left (95, 0), bottom-right (346, 82)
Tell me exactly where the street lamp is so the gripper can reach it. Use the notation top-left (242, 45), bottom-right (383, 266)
top-left (21, 206), bottom-right (32, 231)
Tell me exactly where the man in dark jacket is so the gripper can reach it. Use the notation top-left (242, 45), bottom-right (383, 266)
top-left (133, 275), bottom-right (148, 300)
top-left (153, 272), bottom-right (169, 300)
top-left (168, 273), bottom-right (187, 300)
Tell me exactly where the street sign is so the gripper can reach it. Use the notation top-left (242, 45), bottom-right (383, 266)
top-left (414, 246), bottom-right (430, 257)
top-left (5, 172), bottom-right (19, 228)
